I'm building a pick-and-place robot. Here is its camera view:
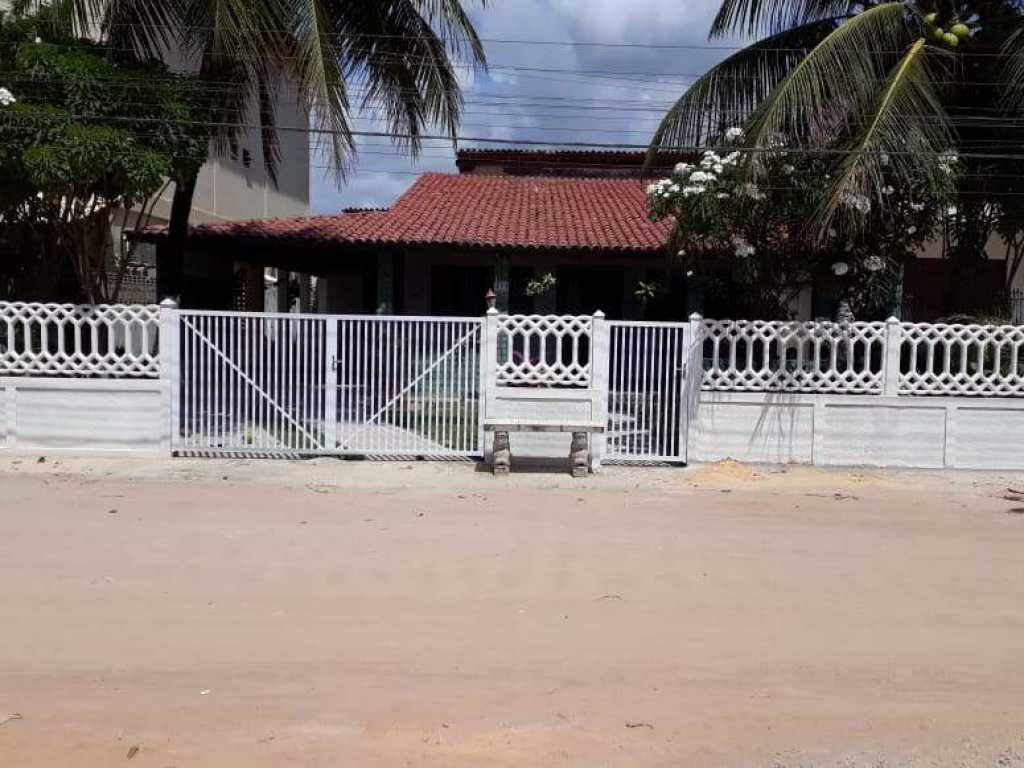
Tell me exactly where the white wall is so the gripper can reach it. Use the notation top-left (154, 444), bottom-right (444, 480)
top-left (2, 378), bottom-right (168, 455)
top-left (690, 390), bottom-right (1024, 470)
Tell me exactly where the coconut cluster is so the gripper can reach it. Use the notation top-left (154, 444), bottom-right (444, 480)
top-left (924, 12), bottom-right (973, 49)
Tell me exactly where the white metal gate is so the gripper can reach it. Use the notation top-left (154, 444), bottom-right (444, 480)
top-left (173, 311), bottom-right (482, 458)
top-left (605, 320), bottom-right (694, 463)
top-left (334, 316), bottom-right (482, 457)
top-left (175, 311), bottom-right (329, 454)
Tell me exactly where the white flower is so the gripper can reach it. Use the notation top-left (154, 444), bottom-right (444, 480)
top-left (863, 255), bottom-right (885, 272)
top-left (831, 261), bottom-right (850, 276)
top-left (730, 234), bottom-right (755, 258)
top-left (682, 185), bottom-right (707, 197)
top-left (685, 270), bottom-right (694, 277)
top-left (34, 36), bottom-right (42, 44)
top-left (712, 163), bottom-right (724, 174)
top-left (724, 126), bottom-right (745, 141)
top-left (0, 87), bottom-right (16, 107)
top-left (840, 192), bottom-right (871, 215)
top-left (880, 153), bottom-right (890, 166)
top-left (946, 204), bottom-right (959, 217)
top-left (938, 151), bottom-right (959, 176)
top-left (909, 202), bottom-right (926, 212)
top-left (716, 192), bottom-right (730, 199)
top-left (673, 162), bottom-right (692, 176)
top-left (906, 225), bottom-right (918, 235)
top-left (882, 185), bottom-right (895, 196)
top-left (738, 182), bottom-right (765, 201)
top-left (782, 164), bottom-right (795, 175)
top-left (688, 170), bottom-right (716, 184)
top-left (827, 228), bottom-right (837, 238)
top-left (646, 183), bottom-right (660, 195)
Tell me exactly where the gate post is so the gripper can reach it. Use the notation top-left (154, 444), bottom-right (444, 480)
top-left (590, 310), bottom-right (610, 473)
top-left (324, 320), bottom-right (339, 451)
top-left (882, 316), bottom-right (901, 397)
top-left (680, 312), bottom-right (704, 464)
top-left (159, 298), bottom-right (180, 455)
top-left (480, 308), bottom-right (499, 460)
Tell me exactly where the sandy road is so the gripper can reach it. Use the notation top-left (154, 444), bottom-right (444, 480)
top-left (2, 456), bottom-right (1024, 766)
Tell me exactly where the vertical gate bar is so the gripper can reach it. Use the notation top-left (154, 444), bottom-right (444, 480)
top-left (440, 322), bottom-right (448, 454)
top-left (654, 327), bottom-right (664, 457)
top-left (642, 326), bottom-right (651, 456)
top-left (296, 319), bottom-right (304, 451)
top-left (199, 315), bottom-right (207, 449)
top-left (182, 314), bottom-right (191, 450)
top-left (434, 322), bottom-right (442, 455)
top-left (456, 322), bottom-right (464, 454)
top-left (324, 319), bottom-right (337, 452)
top-left (339, 320), bottom-right (348, 451)
top-left (384, 319), bottom-right (391, 454)
top-left (357, 320), bottom-right (365, 452)
top-left (257, 317), bottom-right (265, 450)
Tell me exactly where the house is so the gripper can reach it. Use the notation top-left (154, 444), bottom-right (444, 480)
top-left (148, 149), bottom-right (697, 319)
top-left (148, 146), bottom-right (1021, 322)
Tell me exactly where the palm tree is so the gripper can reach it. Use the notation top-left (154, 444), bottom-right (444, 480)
top-left (57, 0), bottom-right (487, 297)
top-left (650, 0), bottom-right (1024, 296)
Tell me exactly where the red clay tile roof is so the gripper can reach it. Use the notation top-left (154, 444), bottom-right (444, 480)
top-left (161, 173), bottom-right (673, 254)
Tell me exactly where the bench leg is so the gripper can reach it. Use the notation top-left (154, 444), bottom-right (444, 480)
top-left (492, 431), bottom-right (511, 475)
top-left (569, 432), bottom-right (589, 478)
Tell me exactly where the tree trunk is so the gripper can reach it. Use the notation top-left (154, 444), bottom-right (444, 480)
top-left (158, 169), bottom-right (200, 305)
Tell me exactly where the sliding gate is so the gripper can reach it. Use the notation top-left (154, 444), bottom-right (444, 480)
top-left (174, 311), bottom-right (482, 457)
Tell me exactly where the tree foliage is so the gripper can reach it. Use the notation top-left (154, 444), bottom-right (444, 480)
top-left (647, 132), bottom-right (951, 318)
top-left (650, 0), bottom-right (1024, 315)
top-left (0, 7), bottom-right (211, 301)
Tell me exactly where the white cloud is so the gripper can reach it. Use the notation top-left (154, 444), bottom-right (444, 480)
top-left (311, 0), bottom-right (731, 213)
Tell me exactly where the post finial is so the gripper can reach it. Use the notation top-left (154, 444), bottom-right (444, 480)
top-left (159, 297), bottom-right (178, 309)
top-left (689, 312), bottom-right (703, 322)
top-left (886, 315), bottom-right (900, 324)
top-left (593, 309), bottom-right (605, 319)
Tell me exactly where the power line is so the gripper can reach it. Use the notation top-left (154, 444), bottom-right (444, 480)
top-left (6, 110), bottom-right (1024, 160)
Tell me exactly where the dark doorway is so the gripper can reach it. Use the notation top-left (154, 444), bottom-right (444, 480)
top-left (556, 265), bottom-right (625, 318)
top-left (430, 264), bottom-right (494, 316)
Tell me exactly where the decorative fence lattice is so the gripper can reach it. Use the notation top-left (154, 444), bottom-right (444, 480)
top-left (495, 314), bottom-right (592, 387)
top-left (899, 323), bottom-right (1024, 397)
top-left (701, 320), bottom-right (887, 394)
top-left (0, 302), bottom-right (160, 377)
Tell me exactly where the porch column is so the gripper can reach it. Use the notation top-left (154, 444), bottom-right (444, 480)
top-left (242, 263), bottom-right (264, 312)
top-left (275, 268), bottom-right (290, 312)
top-left (299, 273), bottom-right (312, 312)
top-left (494, 255), bottom-right (510, 312)
top-left (377, 253), bottom-right (395, 314)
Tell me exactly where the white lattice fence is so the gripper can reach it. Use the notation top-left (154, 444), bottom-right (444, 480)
top-left (899, 323), bottom-right (1024, 396)
top-left (701, 320), bottom-right (886, 394)
top-left (0, 301), bottom-right (160, 377)
top-left (495, 314), bottom-right (592, 387)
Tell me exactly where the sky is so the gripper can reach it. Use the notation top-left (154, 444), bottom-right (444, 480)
top-left (310, 0), bottom-right (739, 214)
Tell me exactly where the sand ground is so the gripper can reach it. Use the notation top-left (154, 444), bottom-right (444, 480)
top-left (2, 454), bottom-right (1024, 767)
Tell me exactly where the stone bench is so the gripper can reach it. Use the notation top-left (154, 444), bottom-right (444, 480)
top-left (483, 419), bottom-right (606, 477)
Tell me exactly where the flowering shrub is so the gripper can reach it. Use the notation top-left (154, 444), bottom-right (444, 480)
top-left (0, 86), bottom-right (15, 106)
top-left (647, 131), bottom-right (954, 318)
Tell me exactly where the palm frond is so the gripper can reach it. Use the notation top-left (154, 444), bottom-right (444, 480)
top-left (710, 0), bottom-right (864, 39)
top-left (1000, 27), bottom-right (1024, 110)
top-left (821, 38), bottom-right (954, 231)
top-left (287, 0), bottom-right (354, 174)
top-left (49, 0), bottom-right (181, 57)
top-left (744, 2), bottom-right (919, 152)
top-left (648, 17), bottom-right (843, 156)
